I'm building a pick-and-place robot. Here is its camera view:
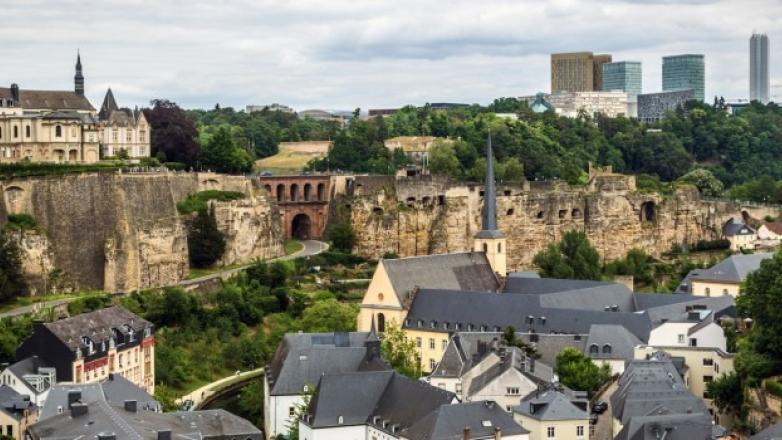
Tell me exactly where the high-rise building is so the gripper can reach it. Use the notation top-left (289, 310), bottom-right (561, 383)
top-left (750, 33), bottom-right (770, 103)
top-left (662, 54), bottom-right (705, 101)
top-left (551, 52), bottom-right (612, 93)
top-left (602, 61), bottom-right (643, 101)
top-left (637, 89), bottom-right (696, 124)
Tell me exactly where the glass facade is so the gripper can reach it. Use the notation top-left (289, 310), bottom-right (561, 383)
top-left (750, 33), bottom-right (770, 104)
top-left (602, 61), bottom-right (642, 101)
top-left (662, 54), bottom-right (705, 101)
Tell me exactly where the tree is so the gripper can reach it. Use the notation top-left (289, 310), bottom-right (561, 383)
top-left (285, 389), bottom-right (312, 440)
top-left (706, 372), bottom-right (743, 416)
top-left (381, 324), bottom-right (422, 378)
top-left (428, 140), bottom-right (460, 179)
top-left (737, 250), bottom-right (782, 360)
top-left (200, 125), bottom-right (254, 174)
top-left (327, 221), bottom-right (355, 253)
top-left (0, 231), bottom-right (26, 303)
top-left (187, 206), bottom-right (226, 268)
top-left (501, 326), bottom-right (539, 358)
top-left (678, 168), bottom-right (724, 197)
top-left (555, 347), bottom-right (612, 396)
top-left (533, 230), bottom-right (601, 280)
top-left (299, 299), bottom-right (358, 333)
top-left (143, 99), bottom-right (201, 166)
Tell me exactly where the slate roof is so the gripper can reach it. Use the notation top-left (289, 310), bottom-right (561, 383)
top-left (616, 411), bottom-right (713, 440)
top-left (637, 294), bottom-right (735, 326)
top-left (404, 289), bottom-right (653, 341)
top-left (98, 88), bottom-right (119, 120)
top-left (40, 373), bottom-right (159, 420)
top-left (382, 252), bottom-right (500, 303)
top-left (689, 253), bottom-right (772, 284)
top-left (513, 389), bottom-right (588, 421)
top-left (0, 87), bottom-right (94, 111)
top-left (467, 347), bottom-right (556, 396)
top-left (29, 401), bottom-right (262, 440)
top-left (404, 401), bottom-right (529, 440)
top-left (6, 356), bottom-right (53, 391)
top-left (723, 219), bottom-right (756, 236)
top-left (0, 385), bottom-right (34, 421)
top-left (753, 420), bottom-right (782, 440)
top-left (266, 332), bottom-right (389, 396)
top-left (42, 306), bottom-right (152, 351)
top-left (303, 371), bottom-right (455, 433)
top-left (585, 324), bottom-right (643, 360)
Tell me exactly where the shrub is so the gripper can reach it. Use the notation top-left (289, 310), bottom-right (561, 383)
top-left (765, 379), bottom-right (782, 398)
top-left (326, 221), bottom-right (355, 253)
top-left (0, 162), bottom-right (121, 178)
top-left (164, 162), bottom-right (187, 171)
top-left (693, 239), bottom-right (730, 252)
top-left (176, 190), bottom-right (245, 214)
top-left (5, 214), bottom-right (37, 231)
top-left (187, 206), bottom-right (226, 268)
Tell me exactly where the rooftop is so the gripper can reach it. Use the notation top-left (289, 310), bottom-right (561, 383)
top-left (0, 87), bottom-right (94, 111)
top-left (513, 389), bottom-right (589, 421)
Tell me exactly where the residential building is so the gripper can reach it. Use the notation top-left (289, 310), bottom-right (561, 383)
top-left (584, 324), bottom-right (642, 375)
top-left (637, 89), bottom-right (695, 124)
top-left (473, 135), bottom-right (507, 276)
top-left (548, 91), bottom-right (629, 118)
top-left (0, 385), bottom-right (38, 440)
top-left (0, 356), bottom-right (56, 406)
top-left (611, 354), bottom-right (711, 439)
top-left (27, 400), bottom-right (261, 439)
top-left (403, 401), bottom-right (530, 440)
top-left (662, 54), bottom-right (705, 101)
top-left (0, 53), bottom-right (101, 163)
top-left (384, 136), bottom-right (442, 166)
top-left (750, 33), bottom-right (770, 104)
top-left (263, 329), bottom-right (389, 439)
top-left (758, 222), bottom-right (782, 241)
top-left (16, 306), bottom-right (155, 394)
top-left (647, 314), bottom-right (727, 351)
top-left (634, 346), bottom-right (735, 426)
top-left (246, 103), bottom-right (294, 113)
top-left (723, 218), bottom-right (757, 251)
top-left (298, 109), bottom-right (346, 126)
top-left (551, 52), bottom-right (612, 93)
top-left (98, 88), bottom-right (150, 158)
top-left (39, 373), bottom-right (159, 421)
top-left (682, 252), bottom-right (772, 297)
top-left (602, 61), bottom-right (643, 101)
top-left (512, 389), bottom-right (589, 440)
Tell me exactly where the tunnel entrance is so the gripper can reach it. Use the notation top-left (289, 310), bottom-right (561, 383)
top-left (292, 214), bottom-right (312, 240)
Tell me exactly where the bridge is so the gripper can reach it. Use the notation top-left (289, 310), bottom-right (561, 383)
top-left (176, 367), bottom-right (264, 411)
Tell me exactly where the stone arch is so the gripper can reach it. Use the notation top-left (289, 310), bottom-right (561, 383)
top-left (53, 149), bottom-right (65, 163)
top-left (4, 186), bottom-right (25, 214)
top-left (202, 178), bottom-right (220, 189)
top-left (377, 313), bottom-right (386, 333)
top-left (303, 183), bottom-right (312, 201)
top-left (372, 207), bottom-right (384, 215)
top-left (558, 209), bottom-right (567, 219)
top-left (640, 201), bottom-right (656, 223)
top-left (290, 184), bottom-right (299, 202)
top-left (507, 208), bottom-right (514, 216)
top-left (264, 184), bottom-right (272, 194)
top-left (292, 213), bottom-right (311, 239)
top-left (317, 183), bottom-right (325, 201)
top-left (84, 149), bottom-right (98, 163)
top-left (422, 196), bottom-right (432, 206)
top-left (276, 184), bottom-right (285, 202)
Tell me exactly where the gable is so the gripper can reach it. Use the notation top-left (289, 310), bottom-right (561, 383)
top-left (362, 262), bottom-right (403, 309)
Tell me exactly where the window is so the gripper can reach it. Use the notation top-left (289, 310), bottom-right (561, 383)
top-left (5, 425), bottom-right (11, 436)
top-left (603, 344), bottom-right (612, 354)
top-left (677, 334), bottom-right (685, 344)
top-left (13, 126), bottom-right (18, 138)
top-left (377, 293), bottom-right (384, 301)
top-left (705, 287), bottom-right (711, 296)
top-left (703, 375), bottom-right (713, 383)
top-left (589, 344), bottom-right (599, 355)
top-left (126, 131), bottom-right (132, 142)
top-left (577, 426), bottom-right (584, 437)
top-left (547, 426), bottom-right (556, 438)
top-left (429, 338), bottom-right (435, 349)
top-left (703, 358), bottom-right (714, 366)
top-left (338, 416), bottom-right (344, 424)
top-left (112, 129), bottom-right (118, 141)
top-left (430, 359), bottom-right (437, 371)
top-left (506, 387), bottom-right (520, 395)
top-left (140, 130), bottom-right (146, 142)
top-left (483, 243), bottom-right (488, 253)
top-left (689, 338), bottom-right (698, 347)
top-left (55, 125), bottom-right (62, 137)
top-left (723, 289), bottom-right (729, 296)
top-left (455, 383), bottom-right (462, 393)
top-left (25, 125), bottom-right (30, 137)
top-left (416, 337), bottom-right (422, 348)
top-left (497, 243), bottom-right (502, 253)
top-left (289, 407), bottom-right (295, 417)
top-left (441, 339), bottom-right (447, 350)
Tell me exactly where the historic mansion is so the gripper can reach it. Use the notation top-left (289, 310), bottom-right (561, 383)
top-left (0, 53), bottom-right (149, 163)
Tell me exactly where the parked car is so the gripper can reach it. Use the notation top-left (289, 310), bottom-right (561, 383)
top-left (592, 400), bottom-right (608, 414)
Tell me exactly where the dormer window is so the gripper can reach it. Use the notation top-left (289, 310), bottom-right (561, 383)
top-left (603, 344), bottom-right (612, 354)
top-left (430, 321), bottom-right (437, 329)
top-left (454, 323), bottom-right (461, 331)
top-left (338, 416), bottom-right (344, 425)
top-left (589, 344), bottom-right (599, 355)
top-left (81, 336), bottom-right (94, 354)
top-left (418, 320), bottom-right (423, 328)
top-left (442, 322), bottom-right (448, 330)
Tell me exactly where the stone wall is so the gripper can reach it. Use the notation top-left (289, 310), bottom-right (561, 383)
top-left (343, 175), bottom-right (778, 270)
top-left (0, 172), bottom-right (283, 293)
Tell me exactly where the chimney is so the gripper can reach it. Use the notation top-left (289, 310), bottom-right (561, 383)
top-left (157, 430), bottom-right (172, 440)
top-left (124, 400), bottom-right (137, 413)
top-left (67, 390), bottom-right (81, 408)
top-left (71, 402), bottom-right (88, 417)
top-left (10, 84), bottom-right (19, 104)
top-left (495, 427), bottom-right (502, 440)
top-left (463, 426), bottom-right (471, 440)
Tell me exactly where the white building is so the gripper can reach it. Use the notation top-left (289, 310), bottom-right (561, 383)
top-left (647, 317), bottom-right (726, 351)
top-left (548, 91), bottom-right (629, 118)
top-left (97, 88), bottom-right (150, 159)
top-left (0, 357), bottom-right (56, 406)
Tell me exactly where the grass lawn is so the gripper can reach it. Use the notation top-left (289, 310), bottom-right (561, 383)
top-left (285, 239), bottom-right (304, 255)
top-left (255, 142), bottom-right (328, 174)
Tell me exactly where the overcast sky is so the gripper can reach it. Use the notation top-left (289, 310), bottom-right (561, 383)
top-left (1, 0), bottom-right (780, 111)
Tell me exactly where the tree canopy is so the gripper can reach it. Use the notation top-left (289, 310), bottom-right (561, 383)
top-left (555, 347), bottom-right (612, 396)
top-left (143, 99), bottom-right (201, 166)
top-left (533, 230), bottom-right (601, 280)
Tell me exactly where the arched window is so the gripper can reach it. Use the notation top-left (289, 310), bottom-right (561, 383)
top-left (338, 416), bottom-right (344, 424)
top-left (377, 313), bottom-right (385, 332)
top-left (303, 183), bottom-right (312, 201)
top-left (55, 125), bottom-right (62, 138)
top-left (264, 184), bottom-right (272, 194)
top-left (290, 184), bottom-right (299, 201)
top-left (483, 243), bottom-right (488, 253)
top-left (276, 184), bottom-right (284, 202)
top-left (317, 183), bottom-right (325, 201)
top-left (603, 344), bottom-right (612, 354)
top-left (589, 344), bottom-right (599, 355)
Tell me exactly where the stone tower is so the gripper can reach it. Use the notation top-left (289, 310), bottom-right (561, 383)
top-left (473, 133), bottom-right (507, 276)
top-left (74, 51), bottom-right (84, 96)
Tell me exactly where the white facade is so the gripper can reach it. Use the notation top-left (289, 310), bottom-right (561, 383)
top-left (99, 111), bottom-right (150, 158)
top-left (299, 423), bottom-right (373, 440)
top-left (757, 224), bottom-right (782, 241)
top-left (266, 391), bottom-right (302, 440)
top-left (0, 367), bottom-right (53, 406)
top-left (648, 322), bottom-right (726, 351)
top-left (548, 91), bottom-right (629, 118)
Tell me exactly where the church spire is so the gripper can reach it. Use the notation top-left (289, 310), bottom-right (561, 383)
top-left (74, 50), bottom-right (84, 96)
top-left (476, 132), bottom-right (503, 239)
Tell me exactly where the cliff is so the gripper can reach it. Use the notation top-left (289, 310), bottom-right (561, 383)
top-left (0, 172), bottom-right (283, 293)
top-left (341, 174), bottom-right (779, 270)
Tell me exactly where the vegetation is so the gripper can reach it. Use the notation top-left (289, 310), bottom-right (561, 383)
top-left (707, 372), bottom-right (743, 416)
top-left (555, 347), bottom-right (612, 397)
top-left (381, 324), bottom-right (422, 378)
top-left (0, 231), bottom-right (26, 302)
top-left (4, 214), bottom-right (38, 231)
top-left (326, 221), bottom-right (356, 253)
top-left (501, 326), bottom-right (539, 358)
top-left (200, 125), bottom-right (254, 173)
top-left (764, 379), bottom-right (782, 398)
top-left (284, 239), bottom-right (304, 255)
top-left (186, 206), bottom-right (227, 268)
top-left (144, 99), bottom-right (201, 167)
top-left (0, 162), bottom-right (122, 179)
top-left (603, 248), bottom-right (655, 286)
top-left (176, 190), bottom-right (245, 214)
top-left (533, 230), bottom-right (601, 280)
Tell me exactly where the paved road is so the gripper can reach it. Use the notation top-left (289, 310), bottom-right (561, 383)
top-left (0, 298), bottom-right (74, 319)
top-left (176, 367), bottom-right (264, 410)
top-left (593, 381), bottom-right (617, 440)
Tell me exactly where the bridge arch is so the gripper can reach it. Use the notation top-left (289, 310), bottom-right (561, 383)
top-left (292, 213), bottom-right (311, 239)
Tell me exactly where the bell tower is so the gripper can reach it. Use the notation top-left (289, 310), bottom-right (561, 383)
top-left (473, 133), bottom-right (507, 276)
top-left (74, 50), bottom-right (84, 96)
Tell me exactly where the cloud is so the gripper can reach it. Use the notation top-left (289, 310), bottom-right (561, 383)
top-left (0, 0), bottom-right (779, 109)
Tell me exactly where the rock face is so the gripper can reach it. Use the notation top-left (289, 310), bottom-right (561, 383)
top-left (339, 174), bottom-right (780, 271)
top-left (0, 172), bottom-right (283, 293)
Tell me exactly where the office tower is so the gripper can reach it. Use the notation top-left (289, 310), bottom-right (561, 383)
top-left (750, 33), bottom-right (770, 103)
top-left (662, 54), bottom-right (705, 101)
top-left (602, 61), bottom-right (643, 102)
top-left (551, 52), bottom-right (612, 93)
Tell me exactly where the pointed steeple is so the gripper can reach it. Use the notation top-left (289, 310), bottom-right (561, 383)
top-left (367, 315), bottom-right (380, 342)
top-left (99, 88), bottom-right (119, 120)
top-left (74, 50), bottom-right (84, 96)
top-left (476, 133), bottom-right (503, 239)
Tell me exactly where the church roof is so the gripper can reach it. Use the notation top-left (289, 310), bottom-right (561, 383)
top-left (476, 134), bottom-right (503, 239)
top-left (98, 88), bottom-right (119, 120)
top-left (0, 87), bottom-right (94, 111)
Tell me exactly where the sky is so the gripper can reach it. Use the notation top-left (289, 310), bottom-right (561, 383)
top-left (1, 0), bottom-right (781, 111)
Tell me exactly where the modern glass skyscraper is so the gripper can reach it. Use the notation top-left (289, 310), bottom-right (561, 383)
top-left (602, 61), bottom-right (642, 101)
top-left (750, 33), bottom-right (770, 103)
top-left (662, 54), bottom-right (705, 101)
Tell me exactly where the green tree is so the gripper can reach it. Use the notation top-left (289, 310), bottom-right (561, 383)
top-left (0, 231), bottom-right (26, 303)
top-left (737, 250), bottom-right (782, 361)
top-left (428, 140), bottom-right (460, 179)
top-left (327, 221), bottom-right (355, 253)
top-left (555, 347), bottom-right (612, 396)
top-left (706, 372), bottom-right (743, 416)
top-left (501, 326), bottom-right (539, 358)
top-left (286, 388), bottom-right (312, 440)
top-left (200, 124), bottom-right (254, 173)
top-left (678, 168), bottom-right (724, 197)
top-left (187, 206), bottom-right (226, 268)
top-left (381, 324), bottom-right (422, 378)
top-left (299, 299), bottom-right (358, 333)
top-left (237, 380), bottom-right (264, 427)
top-left (533, 230), bottom-right (601, 280)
